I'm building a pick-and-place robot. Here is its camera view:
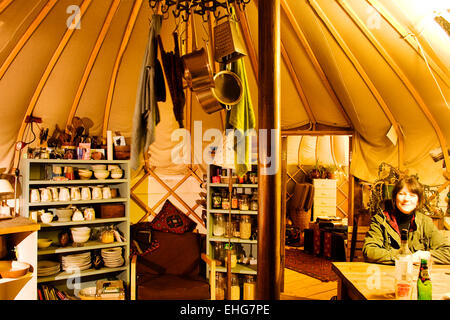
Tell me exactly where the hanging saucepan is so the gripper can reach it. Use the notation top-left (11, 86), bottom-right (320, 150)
top-left (181, 12), bottom-right (214, 91)
top-left (195, 87), bottom-right (223, 114)
top-left (212, 70), bottom-right (243, 106)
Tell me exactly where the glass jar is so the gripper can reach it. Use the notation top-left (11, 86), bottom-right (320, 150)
top-left (243, 275), bottom-right (256, 300)
top-left (240, 215), bottom-right (252, 240)
top-left (224, 243), bottom-right (237, 268)
top-left (221, 191), bottom-right (230, 210)
top-left (212, 192), bottom-right (222, 209)
top-left (230, 274), bottom-right (240, 300)
top-left (213, 242), bottom-right (224, 264)
top-left (250, 192), bottom-right (258, 211)
top-left (213, 214), bottom-right (225, 236)
top-left (231, 189), bottom-right (239, 209)
top-left (232, 219), bottom-right (240, 238)
top-left (215, 273), bottom-right (226, 300)
top-left (239, 195), bottom-right (249, 211)
top-left (224, 218), bottom-right (233, 238)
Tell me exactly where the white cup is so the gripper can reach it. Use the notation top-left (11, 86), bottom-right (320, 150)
top-left (70, 187), bottom-right (81, 201)
top-left (59, 187), bottom-right (70, 202)
top-left (40, 188), bottom-right (52, 202)
top-left (30, 189), bottom-right (40, 203)
top-left (91, 186), bottom-right (102, 200)
top-left (102, 187), bottom-right (111, 199)
top-left (81, 187), bottom-right (91, 200)
top-left (40, 212), bottom-right (54, 223)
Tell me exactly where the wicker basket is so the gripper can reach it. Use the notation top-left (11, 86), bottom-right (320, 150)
top-left (290, 209), bottom-right (311, 232)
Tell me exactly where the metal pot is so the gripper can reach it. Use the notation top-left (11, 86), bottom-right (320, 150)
top-left (212, 70), bottom-right (243, 105)
top-left (182, 47), bottom-right (214, 91)
top-left (195, 87), bottom-right (224, 114)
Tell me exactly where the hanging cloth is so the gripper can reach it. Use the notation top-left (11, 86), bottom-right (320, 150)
top-left (226, 58), bottom-right (256, 177)
top-left (131, 14), bottom-right (165, 170)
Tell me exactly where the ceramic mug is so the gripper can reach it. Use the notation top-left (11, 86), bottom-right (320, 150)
top-left (59, 187), bottom-right (70, 202)
top-left (30, 189), bottom-right (40, 203)
top-left (72, 209), bottom-right (84, 221)
top-left (81, 187), bottom-right (91, 200)
top-left (70, 186), bottom-right (81, 201)
top-left (83, 207), bottom-right (95, 221)
top-left (48, 187), bottom-right (59, 201)
top-left (91, 186), bottom-right (102, 200)
top-left (40, 188), bottom-right (52, 202)
top-left (40, 212), bottom-right (54, 223)
top-left (102, 186), bottom-right (111, 199)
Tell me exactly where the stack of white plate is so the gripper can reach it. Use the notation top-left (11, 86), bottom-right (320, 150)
top-left (61, 252), bottom-right (92, 272)
top-left (101, 247), bottom-right (124, 268)
top-left (38, 260), bottom-right (60, 277)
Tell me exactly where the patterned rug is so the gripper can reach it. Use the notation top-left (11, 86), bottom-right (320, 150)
top-left (284, 248), bottom-right (338, 282)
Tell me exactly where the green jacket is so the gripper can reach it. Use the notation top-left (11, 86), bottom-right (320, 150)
top-left (362, 210), bottom-right (450, 265)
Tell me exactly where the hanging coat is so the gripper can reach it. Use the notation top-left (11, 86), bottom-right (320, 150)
top-left (131, 14), bottom-right (165, 170)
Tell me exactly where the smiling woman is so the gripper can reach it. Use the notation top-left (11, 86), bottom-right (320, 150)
top-left (363, 175), bottom-right (450, 265)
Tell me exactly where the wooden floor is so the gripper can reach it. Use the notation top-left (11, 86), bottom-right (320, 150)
top-left (281, 268), bottom-right (337, 300)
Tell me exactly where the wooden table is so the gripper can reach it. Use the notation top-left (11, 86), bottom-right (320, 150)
top-left (332, 262), bottom-right (450, 300)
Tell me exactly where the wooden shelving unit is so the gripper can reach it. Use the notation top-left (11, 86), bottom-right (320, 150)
top-left (19, 159), bottom-right (130, 298)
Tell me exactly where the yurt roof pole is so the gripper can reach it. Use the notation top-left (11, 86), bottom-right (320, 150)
top-left (102, 0), bottom-right (144, 141)
top-left (366, 0), bottom-right (450, 88)
top-left (338, 0), bottom-right (450, 175)
top-left (257, 0), bottom-right (281, 300)
top-left (281, 0), bottom-right (353, 129)
top-left (308, 0), bottom-right (405, 170)
top-left (12, 0), bottom-right (93, 171)
top-left (235, 3), bottom-right (258, 82)
top-left (0, 0), bottom-right (58, 80)
top-left (66, 0), bottom-right (121, 130)
top-left (0, 0), bottom-right (14, 15)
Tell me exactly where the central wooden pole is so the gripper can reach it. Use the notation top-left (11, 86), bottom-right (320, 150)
top-left (257, 0), bottom-right (281, 300)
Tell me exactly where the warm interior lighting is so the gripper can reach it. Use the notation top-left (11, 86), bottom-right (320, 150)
top-left (0, 179), bottom-right (14, 217)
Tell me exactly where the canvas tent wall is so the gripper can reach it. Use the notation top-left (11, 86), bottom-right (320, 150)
top-left (0, 0), bottom-right (449, 223)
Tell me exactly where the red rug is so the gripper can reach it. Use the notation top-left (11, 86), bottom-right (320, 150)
top-left (284, 248), bottom-right (338, 282)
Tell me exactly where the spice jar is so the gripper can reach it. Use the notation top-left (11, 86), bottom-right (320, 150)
top-left (250, 192), bottom-right (258, 211)
top-left (239, 195), bottom-right (249, 211)
top-left (221, 191), bottom-right (230, 210)
top-left (230, 274), bottom-right (240, 300)
top-left (215, 273), bottom-right (226, 300)
top-left (243, 275), bottom-right (256, 300)
top-left (213, 214), bottom-right (225, 236)
top-left (232, 218), bottom-right (240, 238)
top-left (231, 189), bottom-right (239, 209)
top-left (212, 192), bottom-right (222, 209)
top-left (224, 243), bottom-right (237, 268)
top-left (240, 215), bottom-right (252, 240)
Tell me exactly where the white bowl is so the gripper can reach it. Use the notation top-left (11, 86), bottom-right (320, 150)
top-left (72, 233), bottom-right (90, 243)
top-left (40, 213), bottom-right (54, 223)
top-left (110, 170), bottom-right (123, 179)
top-left (78, 170), bottom-right (92, 180)
top-left (94, 170), bottom-right (109, 179)
top-left (108, 165), bottom-right (120, 171)
top-left (70, 227), bottom-right (90, 233)
top-left (54, 209), bottom-right (73, 222)
top-left (38, 239), bottom-right (53, 249)
top-left (91, 165), bottom-right (107, 171)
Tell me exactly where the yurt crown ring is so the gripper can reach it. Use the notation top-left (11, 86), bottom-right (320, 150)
top-left (149, 0), bottom-right (251, 21)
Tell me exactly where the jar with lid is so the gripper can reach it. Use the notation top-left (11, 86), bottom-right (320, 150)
top-left (213, 242), bottom-right (225, 264)
top-left (239, 195), bottom-right (249, 211)
top-left (232, 218), bottom-right (240, 238)
top-left (250, 191), bottom-right (258, 211)
top-left (221, 191), bottom-right (230, 210)
top-left (224, 217), bottom-right (233, 238)
top-left (240, 215), bottom-right (252, 239)
top-left (213, 214), bottom-right (225, 236)
top-left (231, 189), bottom-right (239, 209)
top-left (224, 243), bottom-right (237, 268)
top-left (215, 273), bottom-right (226, 300)
top-left (212, 192), bottom-right (222, 209)
top-left (243, 275), bottom-right (256, 300)
top-left (230, 274), bottom-right (240, 300)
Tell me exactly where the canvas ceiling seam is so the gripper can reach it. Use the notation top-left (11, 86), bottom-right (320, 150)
top-left (12, 0), bottom-right (93, 171)
top-left (280, 40), bottom-right (316, 126)
top-left (102, 0), bottom-right (143, 140)
top-left (366, 0), bottom-right (450, 88)
top-left (66, 0), bottom-right (121, 130)
top-left (308, 0), bottom-right (405, 170)
top-left (0, 0), bottom-right (58, 80)
top-left (337, 0), bottom-right (450, 174)
top-left (281, 0), bottom-right (353, 129)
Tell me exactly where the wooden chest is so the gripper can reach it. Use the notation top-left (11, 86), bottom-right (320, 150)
top-left (99, 204), bottom-right (125, 218)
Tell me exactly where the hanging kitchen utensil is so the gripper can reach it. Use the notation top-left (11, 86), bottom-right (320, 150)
top-left (212, 70), bottom-right (243, 105)
top-left (214, 4), bottom-right (246, 64)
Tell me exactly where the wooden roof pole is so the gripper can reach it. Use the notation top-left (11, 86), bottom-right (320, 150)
top-left (281, 40), bottom-right (316, 127)
top-left (13, 0), bottom-right (92, 170)
top-left (366, 0), bottom-right (450, 88)
top-left (338, 0), bottom-right (450, 175)
top-left (0, 0), bottom-right (14, 14)
top-left (66, 0), bottom-right (121, 130)
top-left (0, 0), bottom-right (58, 80)
top-left (308, 0), bottom-right (405, 170)
top-left (281, 0), bottom-right (353, 129)
top-left (102, 0), bottom-right (143, 140)
top-left (257, 0), bottom-right (281, 300)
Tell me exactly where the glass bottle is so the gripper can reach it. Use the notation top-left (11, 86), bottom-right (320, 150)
top-left (243, 275), bottom-right (256, 300)
top-left (215, 273), bottom-right (226, 300)
top-left (231, 189), bottom-right (239, 209)
top-left (239, 195), bottom-right (249, 211)
top-left (230, 274), bottom-right (240, 300)
top-left (240, 215), bottom-right (252, 240)
top-left (250, 191), bottom-right (258, 211)
top-left (417, 259), bottom-right (432, 300)
top-left (224, 243), bottom-right (237, 268)
top-left (213, 214), bottom-right (225, 237)
top-left (232, 217), bottom-right (240, 238)
top-left (394, 229), bottom-right (413, 300)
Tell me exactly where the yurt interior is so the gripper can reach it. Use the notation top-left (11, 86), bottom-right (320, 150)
top-left (0, 0), bottom-right (449, 305)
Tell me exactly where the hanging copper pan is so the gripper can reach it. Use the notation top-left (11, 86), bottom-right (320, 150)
top-left (212, 70), bottom-right (243, 106)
